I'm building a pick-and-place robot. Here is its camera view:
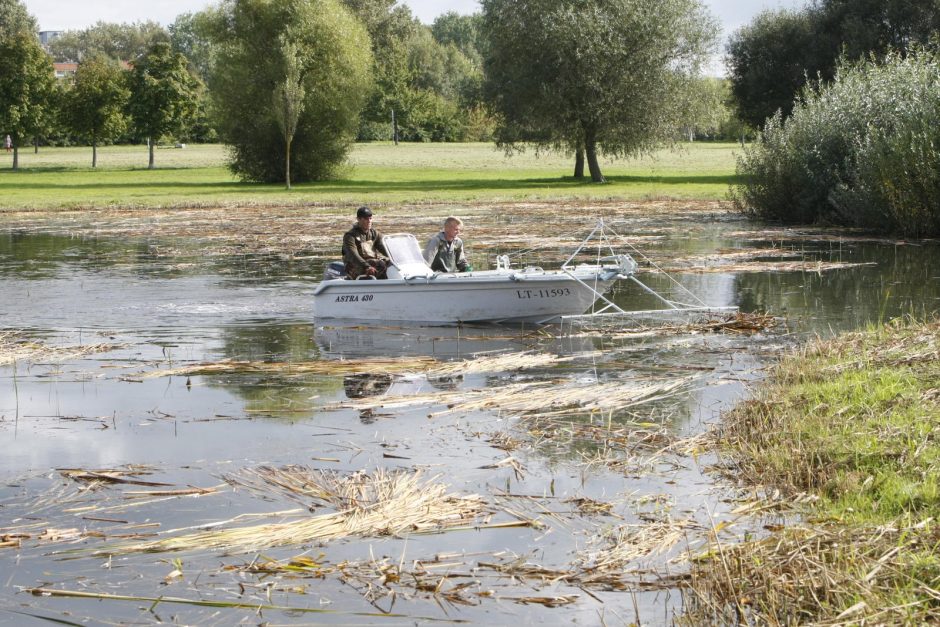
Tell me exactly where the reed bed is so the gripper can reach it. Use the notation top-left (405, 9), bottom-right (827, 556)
top-left (686, 520), bottom-right (940, 624)
top-left (91, 468), bottom-right (489, 556)
top-left (0, 200), bottom-right (728, 269)
top-left (329, 377), bottom-right (692, 418)
top-left (687, 318), bottom-right (940, 623)
top-left (0, 330), bottom-right (120, 366)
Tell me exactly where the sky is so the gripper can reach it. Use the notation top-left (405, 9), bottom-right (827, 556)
top-left (26, 0), bottom-right (804, 34)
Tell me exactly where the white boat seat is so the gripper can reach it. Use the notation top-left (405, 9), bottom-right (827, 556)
top-left (383, 233), bottom-right (435, 279)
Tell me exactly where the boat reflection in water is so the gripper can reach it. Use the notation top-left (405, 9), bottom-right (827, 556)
top-left (314, 321), bottom-right (538, 361)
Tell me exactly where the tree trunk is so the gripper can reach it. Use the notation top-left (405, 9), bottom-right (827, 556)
top-left (574, 148), bottom-right (585, 178)
top-left (92, 140), bottom-right (97, 168)
top-left (285, 140), bottom-right (292, 190)
top-left (148, 138), bottom-right (155, 169)
top-left (585, 129), bottom-right (605, 183)
top-left (12, 147), bottom-right (18, 171)
top-left (34, 137), bottom-right (38, 153)
top-left (392, 109), bottom-right (398, 145)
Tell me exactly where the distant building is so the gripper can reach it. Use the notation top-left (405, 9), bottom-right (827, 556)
top-left (53, 62), bottom-right (78, 79)
top-left (39, 31), bottom-right (62, 46)
top-left (51, 60), bottom-right (131, 80)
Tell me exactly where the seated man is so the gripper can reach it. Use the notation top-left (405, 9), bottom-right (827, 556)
top-left (342, 206), bottom-right (390, 279)
top-left (423, 216), bottom-right (470, 273)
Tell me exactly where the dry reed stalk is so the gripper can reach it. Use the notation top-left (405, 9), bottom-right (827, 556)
top-left (142, 356), bottom-right (438, 379)
top-left (0, 331), bottom-right (121, 366)
top-left (142, 351), bottom-right (570, 382)
top-left (331, 378), bottom-right (692, 418)
top-left (578, 519), bottom-right (698, 574)
top-left (809, 318), bottom-right (940, 374)
top-left (672, 248), bottom-right (800, 264)
top-left (93, 468), bottom-right (486, 556)
top-left (58, 467), bottom-right (173, 487)
top-left (661, 260), bottom-right (877, 274)
top-left (564, 311), bottom-right (779, 338)
top-left (425, 351), bottom-right (571, 376)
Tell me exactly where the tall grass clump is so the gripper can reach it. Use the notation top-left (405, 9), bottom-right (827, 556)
top-left (732, 47), bottom-right (940, 237)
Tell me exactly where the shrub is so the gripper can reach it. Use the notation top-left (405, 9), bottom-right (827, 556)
top-left (732, 48), bottom-right (940, 236)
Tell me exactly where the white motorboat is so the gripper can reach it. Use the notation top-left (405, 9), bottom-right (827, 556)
top-left (313, 231), bottom-right (638, 324)
top-left (314, 219), bottom-right (737, 324)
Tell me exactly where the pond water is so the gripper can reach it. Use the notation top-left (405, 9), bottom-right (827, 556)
top-left (1, 205), bottom-right (939, 625)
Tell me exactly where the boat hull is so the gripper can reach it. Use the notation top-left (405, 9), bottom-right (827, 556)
top-left (313, 270), bottom-right (619, 323)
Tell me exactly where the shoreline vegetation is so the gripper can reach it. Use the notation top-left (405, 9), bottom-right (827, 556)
top-left (0, 141), bottom-right (739, 210)
top-left (688, 317), bottom-right (940, 623)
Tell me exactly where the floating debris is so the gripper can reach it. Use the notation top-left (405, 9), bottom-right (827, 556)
top-left (91, 468), bottom-right (492, 556)
top-left (329, 377), bottom-right (693, 418)
top-left (0, 330), bottom-right (122, 366)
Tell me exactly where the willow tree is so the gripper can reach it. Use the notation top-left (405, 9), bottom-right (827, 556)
top-left (482, 0), bottom-right (718, 182)
top-left (207, 0), bottom-right (372, 183)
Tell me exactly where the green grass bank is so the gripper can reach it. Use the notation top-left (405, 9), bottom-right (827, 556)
top-left (0, 142), bottom-right (739, 210)
top-left (689, 318), bottom-right (940, 623)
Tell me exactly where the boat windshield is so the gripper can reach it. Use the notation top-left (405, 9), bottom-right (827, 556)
top-left (384, 234), bottom-right (428, 266)
top-left (384, 234), bottom-right (434, 278)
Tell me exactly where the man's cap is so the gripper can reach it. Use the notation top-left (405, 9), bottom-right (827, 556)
top-left (357, 206), bottom-right (373, 219)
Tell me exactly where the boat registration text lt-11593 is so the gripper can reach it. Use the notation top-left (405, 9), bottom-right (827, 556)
top-left (516, 288), bottom-right (572, 299)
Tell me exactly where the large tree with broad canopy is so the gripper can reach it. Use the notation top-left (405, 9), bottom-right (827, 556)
top-left (481, 0), bottom-right (718, 182)
top-left (206, 0), bottom-right (372, 182)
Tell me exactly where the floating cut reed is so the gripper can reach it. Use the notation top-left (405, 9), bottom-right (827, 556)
top-left (0, 331), bottom-right (120, 366)
top-left (143, 356), bottom-right (438, 379)
top-left (143, 350), bottom-right (568, 381)
top-left (92, 468), bottom-right (485, 556)
top-left (332, 377), bottom-right (691, 418)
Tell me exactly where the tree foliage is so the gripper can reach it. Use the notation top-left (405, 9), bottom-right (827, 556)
top-left (482, 0), bottom-right (718, 182)
top-left (726, 0), bottom-right (940, 129)
top-left (431, 11), bottom-right (484, 68)
top-left (726, 9), bottom-right (817, 129)
top-left (47, 21), bottom-right (169, 63)
top-left (342, 0), bottom-right (487, 142)
top-left (126, 41), bottom-right (201, 168)
top-left (169, 11), bottom-right (218, 82)
top-left (0, 0), bottom-right (56, 169)
top-left (61, 53), bottom-right (130, 166)
top-left (271, 38), bottom-right (305, 189)
top-left (0, 0), bottom-right (35, 33)
top-left (207, 0), bottom-right (372, 183)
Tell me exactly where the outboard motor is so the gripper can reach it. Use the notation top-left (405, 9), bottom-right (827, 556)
top-left (324, 261), bottom-right (346, 280)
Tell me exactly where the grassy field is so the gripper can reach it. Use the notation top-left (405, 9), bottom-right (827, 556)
top-left (0, 142), bottom-right (740, 210)
top-left (689, 318), bottom-right (940, 624)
